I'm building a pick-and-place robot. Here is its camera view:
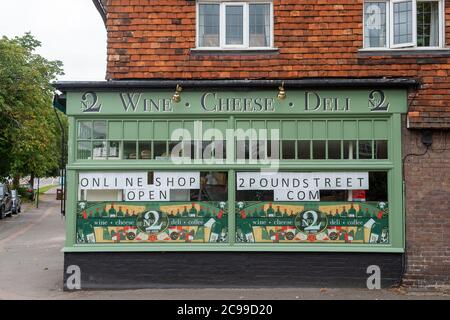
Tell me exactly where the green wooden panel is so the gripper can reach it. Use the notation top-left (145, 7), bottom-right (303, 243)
top-left (282, 120), bottom-right (296, 139)
top-left (343, 120), bottom-right (358, 140)
top-left (298, 120), bottom-right (312, 139)
top-left (312, 120), bottom-right (327, 139)
top-left (138, 121), bottom-right (153, 140)
top-left (108, 121), bottom-right (123, 140)
top-left (201, 120), bottom-right (213, 133)
top-left (236, 120), bottom-right (251, 130)
top-left (327, 120), bottom-right (342, 139)
top-left (358, 120), bottom-right (373, 140)
top-left (154, 121), bottom-right (169, 140)
top-left (123, 121), bottom-right (138, 140)
top-left (252, 120), bottom-right (266, 131)
top-left (374, 120), bottom-right (389, 140)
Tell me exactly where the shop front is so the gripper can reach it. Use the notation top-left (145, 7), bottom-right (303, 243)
top-left (57, 82), bottom-right (407, 289)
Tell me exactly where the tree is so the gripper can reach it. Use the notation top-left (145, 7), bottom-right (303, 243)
top-left (0, 33), bottom-right (65, 187)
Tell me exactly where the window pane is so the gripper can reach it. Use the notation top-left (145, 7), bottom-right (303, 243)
top-left (375, 140), bottom-right (388, 159)
top-left (236, 140), bottom-right (249, 160)
top-left (328, 140), bottom-right (341, 159)
top-left (298, 140), bottom-right (311, 159)
top-left (77, 141), bottom-right (91, 159)
top-left (78, 121), bottom-right (92, 139)
top-left (282, 140), bottom-right (296, 159)
top-left (226, 5), bottom-right (244, 45)
top-left (213, 140), bottom-right (226, 159)
top-left (93, 121), bottom-right (107, 139)
top-left (138, 141), bottom-right (152, 159)
top-left (93, 141), bottom-right (107, 159)
top-left (249, 4), bottom-right (270, 47)
top-left (364, 2), bottom-right (387, 47)
top-left (313, 140), bottom-right (326, 159)
top-left (108, 141), bottom-right (121, 159)
top-left (359, 140), bottom-right (373, 159)
top-left (417, 1), bottom-right (439, 47)
top-left (123, 141), bottom-right (137, 159)
top-left (344, 140), bottom-right (357, 159)
top-left (199, 4), bottom-right (220, 47)
top-left (393, 0), bottom-right (413, 45)
top-left (153, 141), bottom-right (167, 159)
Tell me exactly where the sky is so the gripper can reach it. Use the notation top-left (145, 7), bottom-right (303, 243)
top-left (0, 0), bottom-right (106, 81)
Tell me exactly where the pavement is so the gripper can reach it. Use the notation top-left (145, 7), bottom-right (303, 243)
top-left (0, 189), bottom-right (448, 300)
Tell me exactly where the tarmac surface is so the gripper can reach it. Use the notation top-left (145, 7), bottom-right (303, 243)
top-left (0, 189), bottom-right (448, 300)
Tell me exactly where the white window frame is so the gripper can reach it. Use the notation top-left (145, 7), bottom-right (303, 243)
top-left (362, 0), bottom-right (445, 50)
top-left (390, 0), bottom-right (417, 48)
top-left (196, 0), bottom-right (274, 50)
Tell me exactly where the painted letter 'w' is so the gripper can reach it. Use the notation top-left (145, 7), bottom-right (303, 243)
top-left (120, 93), bottom-right (142, 112)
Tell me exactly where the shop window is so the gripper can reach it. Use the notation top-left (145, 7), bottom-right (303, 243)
top-left (297, 140), bottom-right (311, 160)
top-left (363, 0), bottom-right (443, 49)
top-left (282, 140), bottom-right (296, 159)
top-left (328, 140), bottom-right (342, 159)
top-left (235, 171), bottom-right (389, 244)
top-left (123, 141), bottom-right (137, 160)
top-left (359, 140), bottom-right (373, 159)
top-left (375, 140), bottom-right (388, 159)
top-left (197, 1), bottom-right (273, 49)
top-left (313, 140), bottom-right (326, 159)
top-left (76, 171), bottom-right (229, 244)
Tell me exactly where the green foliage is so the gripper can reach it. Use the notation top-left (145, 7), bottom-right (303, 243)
top-left (0, 33), bottom-right (66, 182)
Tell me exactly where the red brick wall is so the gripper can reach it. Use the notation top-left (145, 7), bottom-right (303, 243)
top-left (105, 0), bottom-right (450, 127)
top-left (402, 127), bottom-right (450, 290)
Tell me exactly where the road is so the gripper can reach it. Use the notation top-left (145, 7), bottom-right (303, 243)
top-left (0, 190), bottom-right (448, 300)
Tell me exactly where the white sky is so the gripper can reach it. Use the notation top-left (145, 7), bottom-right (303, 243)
top-left (0, 0), bottom-right (106, 81)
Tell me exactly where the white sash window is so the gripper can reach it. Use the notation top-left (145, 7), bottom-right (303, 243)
top-left (197, 1), bottom-right (274, 50)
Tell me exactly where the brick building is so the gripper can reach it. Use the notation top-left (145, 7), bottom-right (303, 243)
top-left (56, 0), bottom-right (450, 290)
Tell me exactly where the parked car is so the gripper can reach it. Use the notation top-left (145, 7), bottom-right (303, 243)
top-left (0, 183), bottom-right (13, 219)
top-left (19, 183), bottom-right (35, 201)
top-left (11, 189), bottom-right (21, 214)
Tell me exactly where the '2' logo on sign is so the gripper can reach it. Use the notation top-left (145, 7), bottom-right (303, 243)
top-left (81, 92), bottom-right (102, 112)
top-left (368, 90), bottom-right (390, 112)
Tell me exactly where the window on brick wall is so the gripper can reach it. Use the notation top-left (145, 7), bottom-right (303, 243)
top-left (197, 1), bottom-right (273, 49)
top-left (363, 0), bottom-right (444, 49)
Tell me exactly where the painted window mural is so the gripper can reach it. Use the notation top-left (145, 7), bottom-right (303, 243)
top-left (235, 171), bottom-right (389, 244)
top-left (76, 171), bottom-right (228, 243)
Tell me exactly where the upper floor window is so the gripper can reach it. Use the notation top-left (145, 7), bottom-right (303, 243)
top-left (196, 1), bottom-right (274, 49)
top-left (363, 0), bottom-right (444, 49)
